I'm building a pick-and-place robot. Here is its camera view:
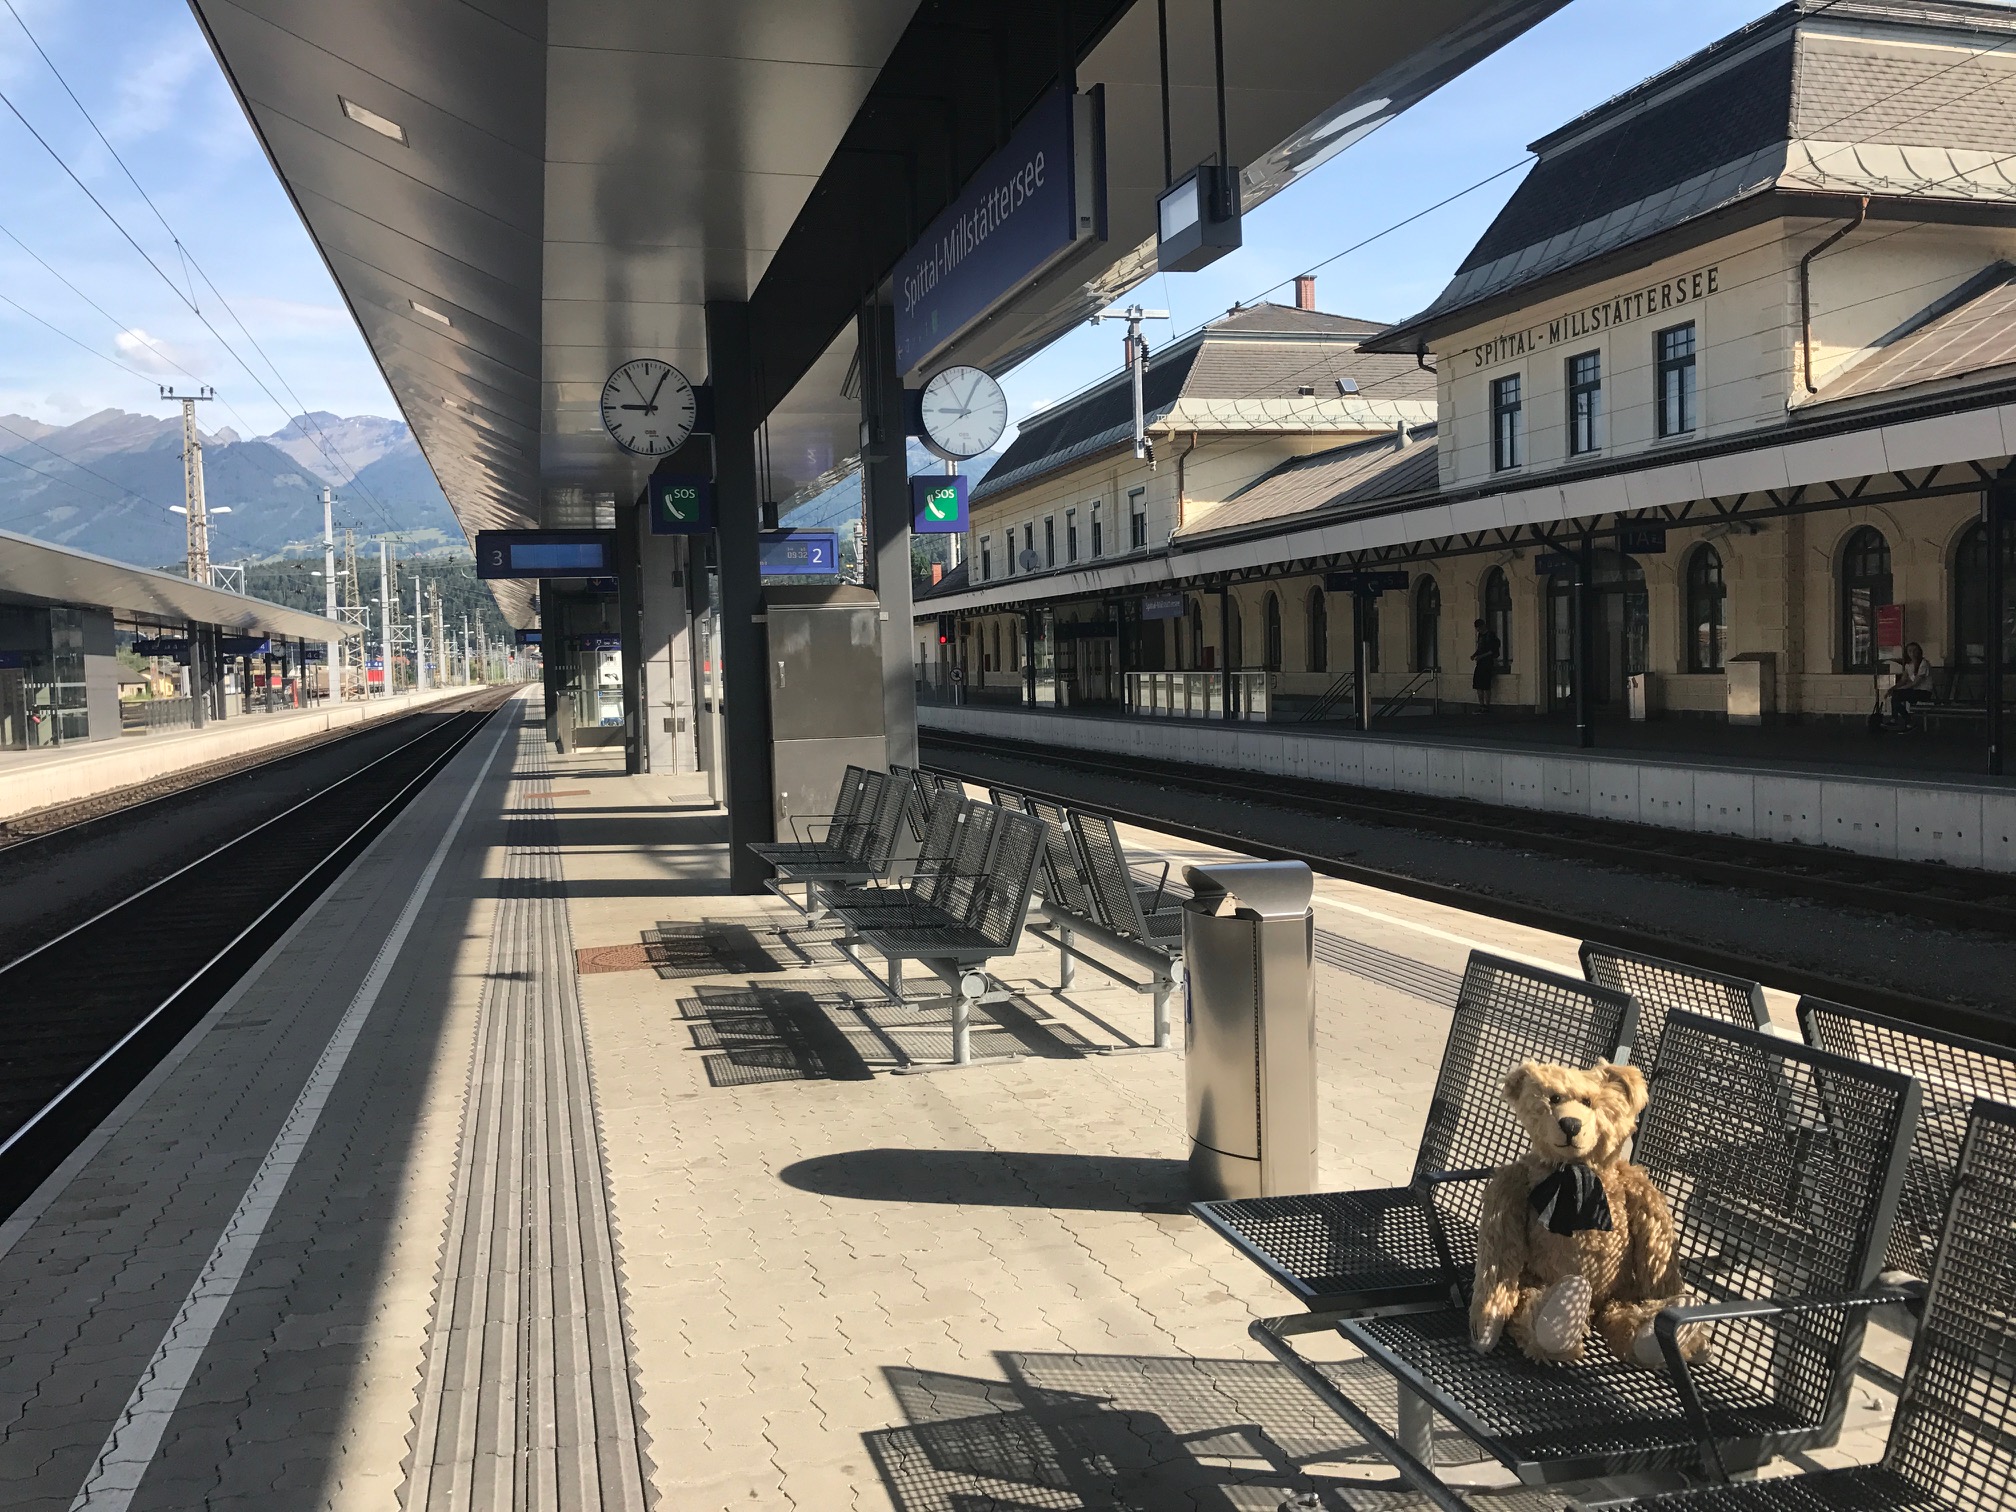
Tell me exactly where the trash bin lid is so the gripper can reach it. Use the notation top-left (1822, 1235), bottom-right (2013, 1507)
top-left (1181, 861), bottom-right (1314, 920)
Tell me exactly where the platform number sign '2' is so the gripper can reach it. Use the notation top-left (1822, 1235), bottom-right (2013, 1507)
top-left (758, 530), bottom-right (838, 576)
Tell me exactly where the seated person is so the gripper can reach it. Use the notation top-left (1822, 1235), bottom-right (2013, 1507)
top-left (1888, 641), bottom-right (1933, 721)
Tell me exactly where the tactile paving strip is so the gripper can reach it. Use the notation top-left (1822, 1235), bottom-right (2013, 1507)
top-left (401, 733), bottom-right (651, 1511)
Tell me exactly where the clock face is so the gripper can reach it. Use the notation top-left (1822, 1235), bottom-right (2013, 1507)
top-left (918, 365), bottom-right (1008, 462)
top-left (600, 359), bottom-right (696, 457)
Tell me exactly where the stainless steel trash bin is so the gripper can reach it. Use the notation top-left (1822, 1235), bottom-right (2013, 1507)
top-left (1181, 861), bottom-right (1318, 1200)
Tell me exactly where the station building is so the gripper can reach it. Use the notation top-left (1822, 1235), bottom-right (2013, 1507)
top-left (919, 0), bottom-right (2016, 750)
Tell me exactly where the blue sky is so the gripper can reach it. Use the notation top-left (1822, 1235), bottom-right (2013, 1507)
top-left (0, 0), bottom-right (1779, 443)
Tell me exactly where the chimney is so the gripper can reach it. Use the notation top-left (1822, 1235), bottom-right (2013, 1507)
top-left (931, 562), bottom-right (944, 584)
top-left (1294, 274), bottom-right (1316, 311)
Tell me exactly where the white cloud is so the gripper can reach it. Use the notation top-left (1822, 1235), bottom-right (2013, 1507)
top-left (114, 328), bottom-right (197, 376)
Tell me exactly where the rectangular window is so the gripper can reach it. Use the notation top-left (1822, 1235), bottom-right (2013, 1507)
top-left (1090, 504), bottom-right (1102, 558)
top-left (1490, 374), bottom-right (1523, 471)
top-left (1129, 487), bottom-right (1147, 549)
top-left (979, 536), bottom-right (992, 581)
top-left (1044, 517), bottom-right (1055, 567)
top-left (1656, 323), bottom-right (1697, 437)
top-left (1023, 522), bottom-right (1034, 571)
top-left (1066, 508), bottom-right (1079, 562)
top-left (1566, 351), bottom-right (1603, 456)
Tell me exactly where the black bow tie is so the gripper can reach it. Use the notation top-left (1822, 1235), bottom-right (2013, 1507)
top-left (1530, 1163), bottom-right (1613, 1235)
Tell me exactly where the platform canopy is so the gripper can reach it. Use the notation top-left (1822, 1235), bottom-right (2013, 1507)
top-left (0, 528), bottom-right (349, 640)
top-left (190, 0), bottom-right (1568, 622)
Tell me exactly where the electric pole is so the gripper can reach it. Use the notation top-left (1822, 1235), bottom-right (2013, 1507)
top-left (1087, 306), bottom-right (1169, 460)
top-left (162, 386), bottom-right (216, 583)
top-left (321, 488), bottom-right (341, 702)
top-left (379, 540), bottom-right (394, 697)
top-left (414, 576), bottom-right (427, 691)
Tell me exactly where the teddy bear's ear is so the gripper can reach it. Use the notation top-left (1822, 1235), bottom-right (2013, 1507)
top-left (1501, 1063), bottom-right (1535, 1105)
top-left (1602, 1062), bottom-right (1649, 1115)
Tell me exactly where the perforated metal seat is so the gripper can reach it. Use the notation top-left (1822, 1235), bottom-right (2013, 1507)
top-left (1622, 1099), bottom-right (2016, 1512)
top-left (1325, 1014), bottom-right (1922, 1488)
top-left (1195, 953), bottom-right (1637, 1312)
top-left (1796, 998), bottom-right (2016, 1280)
top-left (1068, 811), bottom-right (1182, 944)
top-left (762, 770), bottom-right (911, 884)
top-left (1022, 797), bottom-right (1100, 920)
top-left (749, 764), bottom-right (870, 867)
top-left (1580, 943), bottom-right (1765, 1071)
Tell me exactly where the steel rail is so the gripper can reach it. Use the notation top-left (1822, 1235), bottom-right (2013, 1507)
top-left (923, 731), bottom-right (2016, 934)
top-left (0, 687), bottom-right (505, 857)
top-left (0, 701), bottom-right (503, 1217)
top-left (922, 734), bottom-right (2013, 1046)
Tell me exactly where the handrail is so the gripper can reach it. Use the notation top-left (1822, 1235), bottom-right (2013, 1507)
top-left (1374, 668), bottom-right (1439, 721)
top-left (1299, 670), bottom-right (1356, 723)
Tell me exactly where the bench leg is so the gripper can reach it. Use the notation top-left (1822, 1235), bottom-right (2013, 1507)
top-left (886, 952), bottom-right (902, 1001)
top-left (951, 977), bottom-right (977, 1065)
top-left (1151, 973), bottom-right (1175, 1050)
top-left (1058, 925), bottom-right (1076, 991)
top-left (1396, 1386), bottom-right (1437, 1469)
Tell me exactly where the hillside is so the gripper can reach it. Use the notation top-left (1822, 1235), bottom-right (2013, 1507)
top-left (0, 408), bottom-right (461, 566)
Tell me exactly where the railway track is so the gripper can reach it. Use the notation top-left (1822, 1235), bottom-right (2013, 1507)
top-left (0, 695), bottom-right (509, 1219)
top-left (0, 688), bottom-right (503, 854)
top-left (923, 730), bottom-right (2013, 1045)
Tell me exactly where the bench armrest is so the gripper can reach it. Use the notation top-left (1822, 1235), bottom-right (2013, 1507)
top-left (1655, 1282), bottom-right (1921, 1481)
top-left (1411, 1168), bottom-right (1495, 1290)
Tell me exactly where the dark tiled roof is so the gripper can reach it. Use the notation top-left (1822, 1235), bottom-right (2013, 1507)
top-left (1371, 0), bottom-right (2016, 350)
top-left (1179, 425), bottom-right (1440, 539)
top-left (1815, 262), bottom-right (2016, 405)
top-left (976, 304), bottom-right (1416, 504)
top-left (914, 558), bottom-right (971, 601)
top-left (1458, 41), bottom-right (1793, 274)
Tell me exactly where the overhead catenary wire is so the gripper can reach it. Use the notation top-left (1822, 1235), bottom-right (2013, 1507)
top-left (0, 18), bottom-right (405, 536)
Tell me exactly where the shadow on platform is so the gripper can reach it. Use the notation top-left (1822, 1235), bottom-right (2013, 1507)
top-left (779, 1149), bottom-right (1189, 1212)
top-left (863, 1352), bottom-right (1514, 1511)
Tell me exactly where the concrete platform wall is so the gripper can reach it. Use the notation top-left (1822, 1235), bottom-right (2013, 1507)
top-left (919, 704), bottom-right (2016, 875)
top-left (0, 687), bottom-right (476, 822)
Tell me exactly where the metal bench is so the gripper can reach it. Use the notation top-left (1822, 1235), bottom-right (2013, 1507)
top-left (1579, 943), bottom-right (1766, 1070)
top-left (753, 768), bottom-right (913, 922)
top-left (818, 789), bottom-right (967, 925)
top-left (993, 798), bottom-right (1184, 1052)
top-left (1618, 1097), bottom-right (2016, 1512)
top-left (747, 763), bottom-right (870, 869)
top-left (1253, 1012), bottom-right (1921, 1504)
top-left (1796, 997), bottom-right (2016, 1283)
top-left (830, 801), bottom-right (1046, 1068)
top-left (1194, 953), bottom-right (1636, 1316)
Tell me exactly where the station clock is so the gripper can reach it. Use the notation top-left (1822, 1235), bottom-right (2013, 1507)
top-left (917, 364), bottom-right (1009, 462)
top-left (600, 359), bottom-right (696, 457)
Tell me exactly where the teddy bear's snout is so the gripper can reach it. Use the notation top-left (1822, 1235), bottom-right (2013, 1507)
top-left (1557, 1116), bottom-right (1584, 1139)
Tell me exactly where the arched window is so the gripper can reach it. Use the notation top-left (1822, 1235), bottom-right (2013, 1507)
top-left (1263, 592), bottom-right (1283, 671)
top-left (1685, 546), bottom-right (1726, 673)
top-left (1954, 520), bottom-right (2016, 669)
top-left (1186, 597), bottom-right (1205, 669)
top-left (1482, 568), bottom-right (1513, 672)
top-left (1413, 578), bottom-right (1441, 672)
top-left (1306, 587), bottom-right (1328, 673)
top-left (1226, 598), bottom-right (1245, 670)
top-left (1839, 527), bottom-right (1892, 672)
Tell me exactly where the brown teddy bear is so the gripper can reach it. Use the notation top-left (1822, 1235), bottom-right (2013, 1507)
top-left (1469, 1058), bottom-right (1706, 1367)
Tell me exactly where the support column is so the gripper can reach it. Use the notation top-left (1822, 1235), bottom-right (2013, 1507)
top-left (1989, 472), bottom-right (2010, 778)
top-left (859, 294), bottom-right (918, 768)
top-left (1219, 585), bottom-right (1233, 720)
top-left (186, 622), bottom-right (206, 728)
top-left (616, 500), bottom-right (644, 774)
top-left (1024, 610), bottom-right (1037, 707)
top-left (540, 580), bottom-right (560, 722)
top-left (1354, 590), bottom-right (1372, 732)
top-left (1574, 529), bottom-right (1594, 749)
top-left (640, 517), bottom-right (698, 775)
top-left (706, 299), bottom-right (776, 892)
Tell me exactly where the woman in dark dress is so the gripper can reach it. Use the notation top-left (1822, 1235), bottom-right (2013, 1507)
top-left (1471, 618), bottom-right (1500, 710)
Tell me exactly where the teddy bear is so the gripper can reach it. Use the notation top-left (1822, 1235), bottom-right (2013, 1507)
top-left (1468, 1058), bottom-right (1707, 1368)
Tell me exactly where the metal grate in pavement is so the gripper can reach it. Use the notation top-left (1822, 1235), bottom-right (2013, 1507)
top-left (400, 728), bottom-right (651, 1512)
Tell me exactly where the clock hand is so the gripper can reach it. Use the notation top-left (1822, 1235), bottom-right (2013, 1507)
top-left (644, 369), bottom-right (669, 413)
top-left (617, 404), bottom-right (654, 411)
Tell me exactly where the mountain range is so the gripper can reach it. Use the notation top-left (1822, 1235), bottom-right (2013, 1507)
top-left (0, 408), bottom-right (462, 566)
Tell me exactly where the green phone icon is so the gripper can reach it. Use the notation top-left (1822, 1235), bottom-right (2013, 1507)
top-left (927, 487), bottom-right (956, 520)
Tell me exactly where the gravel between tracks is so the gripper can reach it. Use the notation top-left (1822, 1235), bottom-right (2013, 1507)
top-left (932, 740), bottom-right (2016, 1018)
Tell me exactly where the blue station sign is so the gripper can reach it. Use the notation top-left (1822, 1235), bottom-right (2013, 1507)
top-left (893, 87), bottom-right (1104, 374)
top-left (758, 530), bottom-right (839, 577)
top-left (910, 474), bottom-right (969, 535)
top-left (476, 530), bottom-right (617, 579)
